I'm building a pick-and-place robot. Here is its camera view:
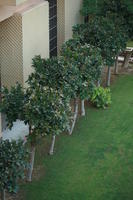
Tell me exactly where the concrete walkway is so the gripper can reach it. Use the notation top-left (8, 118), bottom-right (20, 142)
top-left (2, 120), bottom-right (29, 141)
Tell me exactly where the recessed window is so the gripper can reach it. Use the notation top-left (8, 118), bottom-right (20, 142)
top-left (48, 0), bottom-right (57, 57)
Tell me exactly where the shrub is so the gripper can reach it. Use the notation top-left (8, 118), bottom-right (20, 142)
top-left (0, 83), bottom-right (25, 129)
top-left (73, 17), bottom-right (127, 66)
top-left (61, 38), bottom-right (103, 100)
top-left (0, 81), bottom-right (71, 182)
top-left (91, 86), bottom-right (111, 109)
top-left (28, 55), bottom-right (79, 99)
top-left (0, 139), bottom-right (28, 200)
top-left (81, 0), bottom-right (133, 40)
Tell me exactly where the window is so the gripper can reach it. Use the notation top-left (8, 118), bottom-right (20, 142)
top-left (48, 0), bottom-right (57, 57)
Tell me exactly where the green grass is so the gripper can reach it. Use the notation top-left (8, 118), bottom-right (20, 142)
top-left (127, 41), bottom-right (133, 47)
top-left (22, 75), bottom-right (133, 200)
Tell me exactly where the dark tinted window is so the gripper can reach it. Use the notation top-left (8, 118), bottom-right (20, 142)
top-left (48, 0), bottom-right (57, 57)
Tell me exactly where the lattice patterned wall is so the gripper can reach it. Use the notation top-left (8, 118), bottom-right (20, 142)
top-left (0, 14), bottom-right (23, 89)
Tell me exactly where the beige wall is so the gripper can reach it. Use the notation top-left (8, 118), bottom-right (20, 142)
top-left (0, 0), bottom-right (26, 6)
top-left (1, 0), bottom-right (82, 87)
top-left (0, 1), bottom-right (49, 133)
top-left (0, 1), bottom-right (49, 88)
top-left (0, 0), bottom-right (82, 133)
top-left (22, 1), bottom-right (49, 86)
top-left (57, 0), bottom-right (83, 53)
top-left (64, 0), bottom-right (83, 41)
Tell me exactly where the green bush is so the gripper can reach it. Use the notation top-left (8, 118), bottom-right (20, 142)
top-left (0, 83), bottom-right (26, 129)
top-left (0, 139), bottom-right (28, 198)
top-left (61, 38), bottom-right (103, 100)
top-left (73, 17), bottom-right (128, 67)
top-left (91, 87), bottom-right (111, 109)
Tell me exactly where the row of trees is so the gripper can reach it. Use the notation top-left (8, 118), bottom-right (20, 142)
top-left (73, 20), bottom-right (128, 87)
top-left (78, 0), bottom-right (132, 86)
top-left (81, 0), bottom-right (133, 40)
top-left (0, 42), bottom-right (103, 200)
top-left (0, 0), bottom-right (132, 199)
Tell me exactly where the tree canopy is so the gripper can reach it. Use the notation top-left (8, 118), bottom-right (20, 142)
top-left (81, 0), bottom-right (133, 39)
top-left (0, 140), bottom-right (28, 195)
top-left (61, 38), bottom-right (103, 100)
top-left (73, 17), bottom-right (128, 66)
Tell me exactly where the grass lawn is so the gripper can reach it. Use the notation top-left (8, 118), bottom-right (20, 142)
top-left (127, 41), bottom-right (133, 47)
top-left (22, 75), bottom-right (133, 200)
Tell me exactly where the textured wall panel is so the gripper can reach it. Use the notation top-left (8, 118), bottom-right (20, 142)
top-left (0, 15), bottom-right (23, 88)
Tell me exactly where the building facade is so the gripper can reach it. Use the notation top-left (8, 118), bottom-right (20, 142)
top-left (49, 0), bottom-right (83, 56)
top-left (0, 0), bottom-right (83, 135)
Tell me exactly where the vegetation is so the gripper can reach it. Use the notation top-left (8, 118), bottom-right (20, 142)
top-left (127, 41), bottom-right (133, 47)
top-left (1, 0), bottom-right (132, 197)
top-left (81, 0), bottom-right (103, 17)
top-left (0, 140), bottom-right (28, 200)
top-left (90, 86), bottom-right (111, 109)
top-left (22, 75), bottom-right (133, 200)
top-left (79, 0), bottom-right (132, 87)
top-left (0, 81), bottom-right (71, 182)
top-left (28, 55), bottom-right (77, 148)
top-left (0, 84), bottom-right (25, 129)
top-left (81, 0), bottom-right (133, 39)
top-left (100, 0), bottom-right (133, 40)
top-left (29, 56), bottom-right (78, 99)
top-left (61, 38), bottom-right (103, 116)
top-left (27, 62), bottom-right (71, 157)
top-left (73, 17), bottom-right (127, 65)
top-left (73, 16), bottom-right (128, 86)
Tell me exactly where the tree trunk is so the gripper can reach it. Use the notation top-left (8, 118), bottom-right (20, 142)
top-left (81, 100), bottom-right (85, 116)
top-left (106, 66), bottom-right (111, 87)
top-left (114, 56), bottom-right (119, 74)
top-left (97, 66), bottom-right (104, 87)
top-left (27, 145), bottom-right (36, 182)
top-left (122, 52), bottom-right (132, 69)
top-left (69, 98), bottom-right (78, 135)
top-left (1, 189), bottom-right (5, 200)
top-left (49, 135), bottom-right (56, 155)
top-left (97, 79), bottom-right (101, 87)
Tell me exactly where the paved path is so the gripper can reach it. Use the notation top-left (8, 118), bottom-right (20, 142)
top-left (2, 120), bottom-right (29, 141)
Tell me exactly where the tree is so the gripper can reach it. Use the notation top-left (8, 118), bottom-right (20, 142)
top-left (100, 0), bottom-right (133, 40)
top-left (25, 85), bottom-right (71, 160)
top-left (61, 38), bottom-right (103, 118)
top-left (28, 56), bottom-right (77, 152)
top-left (81, 0), bottom-right (103, 17)
top-left (29, 56), bottom-right (78, 100)
top-left (73, 17), bottom-right (127, 86)
top-left (0, 139), bottom-right (28, 200)
top-left (0, 82), bottom-right (71, 181)
top-left (81, 0), bottom-right (133, 39)
top-left (0, 83), bottom-right (25, 129)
